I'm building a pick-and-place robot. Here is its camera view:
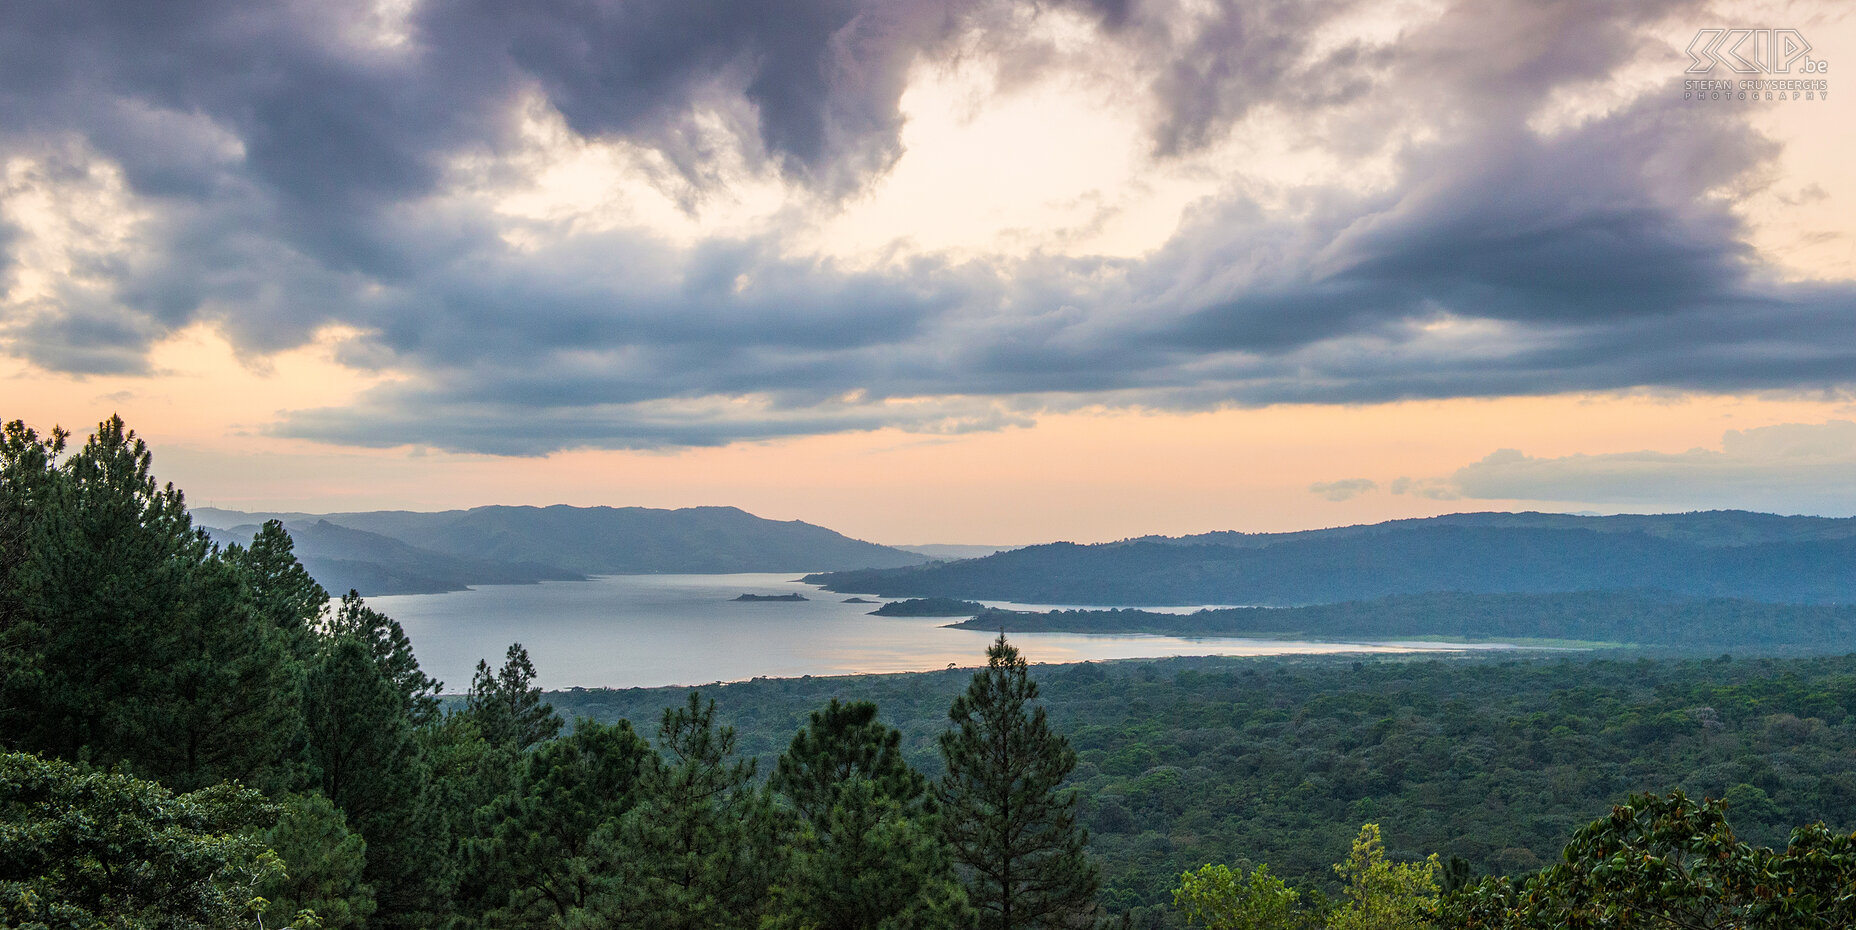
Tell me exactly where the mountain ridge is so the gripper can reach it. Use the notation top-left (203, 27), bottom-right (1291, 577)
top-left (807, 511), bottom-right (1856, 606)
top-left (196, 504), bottom-right (927, 592)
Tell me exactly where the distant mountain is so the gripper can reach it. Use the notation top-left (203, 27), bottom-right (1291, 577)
top-left (895, 544), bottom-right (1021, 560)
top-left (195, 504), bottom-right (927, 581)
top-left (807, 512), bottom-right (1856, 606)
top-left (1137, 510), bottom-right (1856, 549)
top-left (947, 590), bottom-right (1856, 653)
top-left (205, 520), bottom-right (582, 596)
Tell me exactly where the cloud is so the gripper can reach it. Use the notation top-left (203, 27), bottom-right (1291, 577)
top-left (1388, 477), bottom-right (1460, 501)
top-left (1309, 478), bottom-right (1376, 501)
top-left (1, 0), bottom-right (1853, 451)
top-left (1444, 420), bottom-right (1856, 515)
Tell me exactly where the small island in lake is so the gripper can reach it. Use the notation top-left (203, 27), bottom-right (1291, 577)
top-left (842, 596), bottom-right (877, 603)
top-left (870, 597), bottom-right (988, 617)
top-left (733, 593), bottom-right (809, 602)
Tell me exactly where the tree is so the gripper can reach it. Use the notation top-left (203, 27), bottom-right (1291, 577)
top-left (593, 692), bottom-right (778, 930)
top-left (0, 416), bottom-right (302, 792)
top-left (1328, 824), bottom-right (1438, 930)
top-left (773, 698), bottom-right (929, 824)
top-left (223, 520), bottom-right (327, 661)
top-left (476, 718), bottom-right (654, 928)
top-left (0, 749), bottom-right (305, 930)
top-left (938, 635), bottom-right (1099, 930)
top-left (1443, 791), bottom-right (1856, 930)
top-left (0, 421), bottom-right (66, 745)
top-left (465, 642), bottom-right (563, 750)
top-left (1173, 864), bottom-right (1306, 930)
top-left (769, 699), bottom-right (968, 930)
top-left (328, 591), bottom-right (442, 727)
top-left (257, 792), bottom-right (376, 930)
top-left (303, 635), bottom-right (438, 930)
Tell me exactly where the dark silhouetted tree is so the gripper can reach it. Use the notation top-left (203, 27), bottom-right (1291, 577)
top-left (939, 635), bottom-right (1099, 930)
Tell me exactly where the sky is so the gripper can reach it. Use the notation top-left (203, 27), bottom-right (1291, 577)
top-left (2, 0), bottom-right (1853, 545)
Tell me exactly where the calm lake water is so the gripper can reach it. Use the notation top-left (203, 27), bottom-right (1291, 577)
top-left (368, 573), bottom-right (1512, 690)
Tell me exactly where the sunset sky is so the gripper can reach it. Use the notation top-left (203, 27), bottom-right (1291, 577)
top-left (3, 0), bottom-right (1853, 545)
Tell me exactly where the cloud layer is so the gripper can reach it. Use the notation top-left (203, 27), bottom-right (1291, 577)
top-left (1448, 420), bottom-right (1856, 514)
top-left (2, 0), bottom-right (1851, 452)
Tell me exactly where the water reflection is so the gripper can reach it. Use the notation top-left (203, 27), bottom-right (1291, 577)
top-left (366, 573), bottom-right (1510, 691)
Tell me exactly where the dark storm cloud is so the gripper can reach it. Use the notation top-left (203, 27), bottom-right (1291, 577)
top-left (2, 0), bottom-right (1852, 452)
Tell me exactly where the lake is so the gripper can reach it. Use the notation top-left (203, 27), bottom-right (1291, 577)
top-left (368, 573), bottom-right (1514, 690)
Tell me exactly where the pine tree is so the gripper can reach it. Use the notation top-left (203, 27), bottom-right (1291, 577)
top-left (773, 698), bottom-right (928, 823)
top-left (478, 718), bottom-right (653, 928)
top-left (593, 692), bottom-right (777, 930)
top-left (0, 421), bottom-right (66, 746)
top-left (1, 416), bottom-right (302, 791)
top-left (329, 591), bottom-right (443, 726)
top-left (938, 635), bottom-right (1099, 930)
top-left (224, 520), bottom-right (327, 661)
top-left (465, 642), bottom-right (563, 750)
top-left (304, 635), bottom-right (444, 930)
top-left (769, 699), bottom-right (968, 930)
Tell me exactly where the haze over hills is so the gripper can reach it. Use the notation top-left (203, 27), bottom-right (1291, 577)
top-left (1128, 510), bottom-right (1856, 549)
top-left (202, 520), bottom-right (583, 596)
top-left (197, 504), bottom-right (926, 595)
top-left (808, 511), bottom-right (1856, 607)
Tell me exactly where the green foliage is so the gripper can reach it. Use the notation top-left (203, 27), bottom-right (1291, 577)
top-left (1327, 825), bottom-right (1436, 930)
top-left (223, 520), bottom-right (328, 661)
top-left (466, 642), bottom-right (564, 751)
top-left (1173, 864), bottom-right (1306, 930)
top-left (1442, 790), bottom-right (1856, 929)
top-left (939, 635), bottom-right (1100, 930)
top-left (0, 750), bottom-right (286, 930)
top-left (588, 692), bottom-right (779, 930)
top-left (773, 698), bottom-right (928, 824)
top-left (0, 416), bottom-right (303, 793)
top-left (769, 699), bottom-right (968, 930)
top-left (767, 779), bottom-right (971, 930)
top-left (303, 633), bottom-right (440, 929)
top-left (328, 591), bottom-right (442, 727)
top-left (478, 718), bottom-right (653, 927)
top-left (256, 792), bottom-right (375, 930)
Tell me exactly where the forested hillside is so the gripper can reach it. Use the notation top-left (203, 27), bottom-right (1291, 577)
top-left (809, 524), bottom-right (1856, 605)
top-left (551, 651), bottom-right (1856, 926)
top-left (944, 590), bottom-right (1856, 653)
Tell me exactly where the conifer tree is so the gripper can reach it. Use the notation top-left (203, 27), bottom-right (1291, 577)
top-left (329, 591), bottom-right (443, 726)
top-left (773, 698), bottom-right (928, 822)
top-left (939, 635), bottom-right (1099, 930)
top-left (478, 718), bottom-right (653, 928)
top-left (0, 421), bottom-right (66, 747)
top-left (593, 692), bottom-right (777, 930)
top-left (1, 416), bottom-right (301, 790)
top-left (465, 642), bottom-right (564, 750)
top-left (770, 699), bottom-right (968, 930)
top-left (304, 635), bottom-right (444, 930)
top-left (224, 519), bottom-right (327, 661)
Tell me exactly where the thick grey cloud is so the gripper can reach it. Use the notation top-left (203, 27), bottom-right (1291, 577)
top-left (1444, 421), bottom-right (1856, 515)
top-left (1, 0), bottom-right (1852, 452)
